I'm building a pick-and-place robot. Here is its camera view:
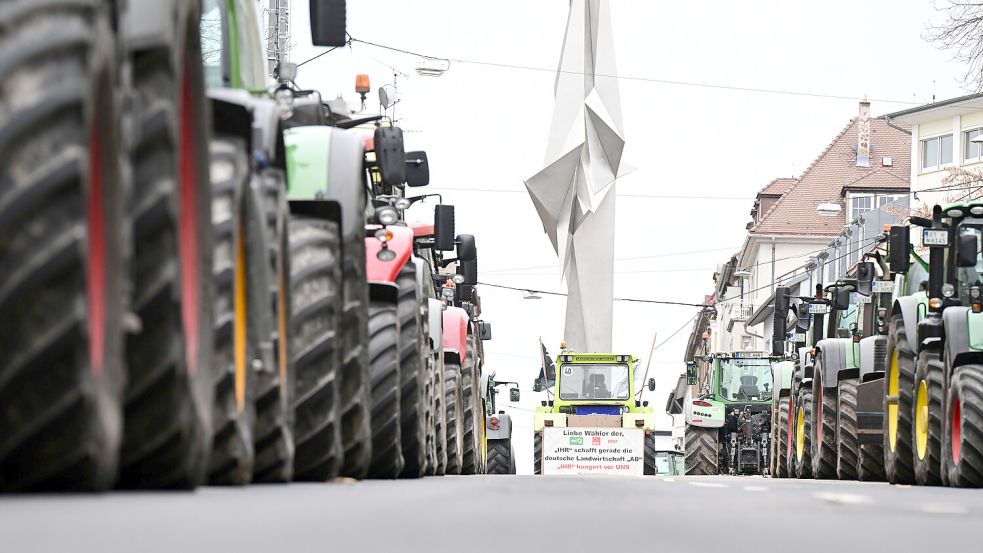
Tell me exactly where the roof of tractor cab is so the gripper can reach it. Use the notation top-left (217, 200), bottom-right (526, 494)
top-left (558, 353), bottom-right (635, 363)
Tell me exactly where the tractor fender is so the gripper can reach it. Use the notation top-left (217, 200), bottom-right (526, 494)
top-left (365, 225), bottom-right (414, 284)
top-left (368, 282), bottom-right (398, 305)
top-left (427, 298), bottom-right (444, 354)
top-left (208, 88), bottom-right (287, 169)
top-left (859, 334), bottom-right (888, 382)
top-left (795, 346), bottom-right (813, 382)
top-left (893, 295), bottom-right (923, 355)
top-left (442, 306), bottom-right (469, 365)
top-left (772, 360), bottom-right (794, 396)
top-left (412, 257), bottom-right (429, 303)
top-left (684, 398), bottom-right (725, 428)
top-left (121, 0), bottom-right (176, 52)
top-left (283, 126), bottom-right (366, 242)
top-left (942, 306), bottom-right (983, 371)
top-left (486, 412), bottom-right (512, 441)
top-left (815, 338), bottom-right (853, 388)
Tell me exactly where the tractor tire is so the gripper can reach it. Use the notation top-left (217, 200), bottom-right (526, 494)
top-left (338, 228), bottom-right (371, 479)
top-left (913, 350), bottom-right (944, 486)
top-left (835, 378), bottom-right (860, 480)
top-left (794, 387), bottom-right (814, 478)
top-left (423, 351), bottom-right (438, 476)
top-left (884, 314), bottom-right (916, 484)
top-left (775, 396), bottom-right (791, 478)
top-left (486, 439), bottom-right (513, 475)
top-left (0, 2), bottom-right (127, 491)
top-left (644, 432), bottom-right (657, 475)
top-left (943, 364), bottom-right (983, 487)
top-left (397, 266), bottom-right (428, 478)
top-left (461, 337), bottom-right (481, 475)
top-left (858, 443), bottom-right (886, 481)
top-left (288, 217), bottom-right (343, 481)
top-left (367, 301), bottom-right (403, 478)
top-left (250, 171), bottom-right (294, 483)
top-left (207, 136), bottom-right (255, 485)
top-left (684, 425), bottom-right (719, 475)
top-left (119, 1), bottom-right (214, 489)
top-left (533, 432), bottom-right (543, 475)
top-left (443, 358), bottom-right (465, 475)
top-left (810, 366), bottom-right (837, 479)
top-left (432, 347), bottom-right (447, 476)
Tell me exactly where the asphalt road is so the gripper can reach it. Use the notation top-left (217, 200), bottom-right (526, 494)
top-left (2, 475), bottom-right (982, 553)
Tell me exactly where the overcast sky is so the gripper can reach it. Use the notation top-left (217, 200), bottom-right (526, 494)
top-left (285, 0), bottom-right (969, 473)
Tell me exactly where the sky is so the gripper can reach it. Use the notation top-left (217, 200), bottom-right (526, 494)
top-left (283, 0), bottom-right (970, 473)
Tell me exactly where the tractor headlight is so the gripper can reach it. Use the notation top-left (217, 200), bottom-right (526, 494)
top-left (377, 248), bottom-right (397, 261)
top-left (441, 287), bottom-right (456, 300)
top-left (395, 197), bottom-right (411, 210)
top-left (452, 274), bottom-right (465, 284)
top-left (375, 228), bottom-right (393, 242)
top-left (972, 286), bottom-right (982, 300)
top-left (376, 206), bottom-right (398, 225)
top-left (942, 283), bottom-right (955, 298)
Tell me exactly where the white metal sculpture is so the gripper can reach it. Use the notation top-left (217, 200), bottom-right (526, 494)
top-left (525, 0), bottom-right (627, 353)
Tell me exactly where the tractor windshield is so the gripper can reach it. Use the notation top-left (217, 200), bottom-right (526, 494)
top-left (955, 223), bottom-right (983, 305)
top-left (558, 364), bottom-right (630, 401)
top-left (717, 358), bottom-right (773, 402)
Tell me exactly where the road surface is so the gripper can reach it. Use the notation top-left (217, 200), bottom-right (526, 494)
top-left (2, 475), bottom-right (981, 552)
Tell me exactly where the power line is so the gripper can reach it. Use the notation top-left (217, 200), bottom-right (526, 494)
top-left (483, 246), bottom-right (738, 274)
top-left (477, 281), bottom-right (710, 308)
top-left (427, 186), bottom-right (754, 201)
top-left (296, 40), bottom-right (348, 67)
top-left (347, 36), bottom-right (919, 106)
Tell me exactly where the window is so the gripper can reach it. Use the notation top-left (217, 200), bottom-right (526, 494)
top-left (200, 0), bottom-right (224, 88)
top-left (921, 134), bottom-right (953, 170)
top-left (741, 336), bottom-right (752, 350)
top-left (849, 194), bottom-right (873, 221)
top-left (966, 128), bottom-right (983, 162)
top-left (557, 364), bottom-right (630, 401)
top-left (716, 358), bottom-right (773, 401)
top-left (877, 194), bottom-right (906, 208)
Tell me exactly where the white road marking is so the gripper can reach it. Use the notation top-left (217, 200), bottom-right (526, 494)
top-left (661, 478), bottom-right (676, 483)
top-left (689, 481), bottom-right (729, 489)
top-left (743, 485), bottom-right (767, 492)
top-left (813, 492), bottom-right (874, 505)
top-left (920, 504), bottom-right (969, 515)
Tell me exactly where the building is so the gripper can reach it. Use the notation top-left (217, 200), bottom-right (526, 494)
top-left (886, 93), bottom-right (983, 212)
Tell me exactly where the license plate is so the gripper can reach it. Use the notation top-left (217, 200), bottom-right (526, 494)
top-left (789, 332), bottom-right (806, 342)
top-left (734, 351), bottom-right (764, 358)
top-left (923, 229), bottom-right (949, 247)
top-left (852, 292), bottom-right (871, 304)
top-left (808, 303), bottom-right (830, 314)
top-left (872, 280), bottom-right (895, 293)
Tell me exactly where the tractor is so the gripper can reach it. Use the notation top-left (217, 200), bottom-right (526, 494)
top-left (483, 372), bottom-right (521, 474)
top-left (532, 349), bottom-right (658, 476)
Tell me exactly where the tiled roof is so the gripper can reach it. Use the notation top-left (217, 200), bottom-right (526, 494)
top-left (840, 169), bottom-right (910, 194)
top-left (751, 117), bottom-right (911, 236)
top-left (758, 177), bottom-right (798, 196)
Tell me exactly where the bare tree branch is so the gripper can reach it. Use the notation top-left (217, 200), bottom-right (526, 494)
top-left (925, 1), bottom-right (983, 91)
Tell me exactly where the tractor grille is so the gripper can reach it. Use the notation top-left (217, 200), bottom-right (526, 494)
top-left (873, 336), bottom-right (887, 374)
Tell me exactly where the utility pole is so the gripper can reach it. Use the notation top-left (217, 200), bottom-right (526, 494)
top-left (265, 0), bottom-right (290, 76)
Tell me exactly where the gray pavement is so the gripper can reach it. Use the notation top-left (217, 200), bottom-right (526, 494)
top-left (2, 475), bottom-right (982, 552)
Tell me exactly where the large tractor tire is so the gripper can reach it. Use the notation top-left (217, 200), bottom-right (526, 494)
top-left (432, 347), bottom-right (447, 475)
top-left (207, 136), bottom-right (255, 485)
top-left (858, 443), bottom-right (887, 481)
top-left (775, 397), bottom-right (791, 478)
top-left (884, 314), bottom-right (916, 484)
top-left (422, 351), bottom-right (438, 476)
top-left (810, 364), bottom-right (837, 479)
top-left (397, 267), bottom-right (428, 478)
top-left (684, 425), bottom-right (719, 475)
top-left (943, 364), bottom-right (983, 487)
top-left (486, 439), bottom-right (514, 475)
top-left (913, 350), bottom-right (944, 486)
top-left (119, 0), bottom-right (215, 489)
top-left (0, 2), bottom-right (127, 491)
top-left (338, 227), bottom-right (372, 479)
top-left (288, 217), bottom-right (343, 481)
top-left (533, 432), bottom-right (543, 475)
top-left (835, 378), bottom-right (860, 480)
top-left (794, 386), bottom-right (814, 478)
top-left (443, 358), bottom-right (465, 475)
top-left (461, 336), bottom-right (482, 475)
top-left (367, 301), bottom-right (403, 478)
top-left (644, 432), bottom-right (657, 475)
top-left (247, 173), bottom-right (294, 483)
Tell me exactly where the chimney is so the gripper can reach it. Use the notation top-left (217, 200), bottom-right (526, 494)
top-left (857, 100), bottom-right (871, 167)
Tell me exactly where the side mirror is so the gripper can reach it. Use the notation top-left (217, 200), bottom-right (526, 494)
top-left (958, 233), bottom-right (979, 268)
top-left (457, 234), bottom-right (477, 262)
top-left (532, 380), bottom-right (543, 393)
top-left (509, 388), bottom-right (520, 402)
top-left (275, 61), bottom-right (298, 82)
top-left (478, 320), bottom-right (493, 341)
top-left (405, 151), bottom-right (430, 187)
top-left (856, 262), bottom-right (875, 296)
top-left (647, 378), bottom-right (656, 392)
top-left (796, 302), bottom-right (811, 331)
top-left (686, 363), bottom-right (697, 385)
top-left (309, 0), bottom-right (347, 46)
top-left (834, 287), bottom-right (851, 311)
top-left (888, 226), bottom-right (911, 274)
top-left (433, 205), bottom-right (455, 251)
top-left (772, 286), bottom-right (789, 356)
top-left (459, 260), bottom-right (478, 286)
top-left (373, 126), bottom-right (406, 186)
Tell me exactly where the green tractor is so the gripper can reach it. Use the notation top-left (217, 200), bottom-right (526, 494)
top-left (483, 372), bottom-right (520, 474)
top-left (532, 349), bottom-right (658, 476)
top-left (683, 352), bottom-right (786, 475)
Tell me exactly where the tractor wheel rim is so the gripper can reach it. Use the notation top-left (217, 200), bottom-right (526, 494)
top-left (915, 379), bottom-right (929, 460)
top-left (786, 398), bottom-right (794, 460)
top-left (951, 393), bottom-right (962, 464)
top-left (796, 405), bottom-right (805, 461)
top-left (87, 120), bottom-right (106, 377)
top-left (178, 60), bottom-right (201, 376)
top-left (234, 219), bottom-right (247, 412)
top-left (888, 350), bottom-right (900, 452)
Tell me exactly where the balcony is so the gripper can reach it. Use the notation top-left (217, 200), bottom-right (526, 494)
top-left (724, 301), bottom-right (753, 331)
